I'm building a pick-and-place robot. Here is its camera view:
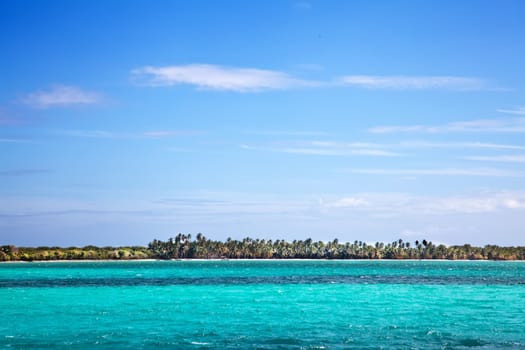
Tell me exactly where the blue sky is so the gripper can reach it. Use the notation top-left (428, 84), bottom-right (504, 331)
top-left (2, 0), bottom-right (525, 246)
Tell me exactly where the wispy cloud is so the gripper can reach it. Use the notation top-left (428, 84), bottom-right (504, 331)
top-left (57, 129), bottom-right (205, 139)
top-left (463, 155), bottom-right (525, 163)
top-left (246, 139), bottom-right (525, 152)
top-left (58, 130), bottom-right (118, 139)
top-left (0, 169), bottom-right (52, 176)
top-left (22, 85), bottom-right (101, 109)
top-left (241, 139), bottom-right (525, 157)
top-left (310, 141), bottom-right (383, 148)
top-left (143, 130), bottom-right (206, 138)
top-left (0, 208), bottom-right (152, 219)
top-left (430, 195), bottom-right (525, 213)
top-left (131, 64), bottom-right (316, 92)
top-left (369, 118), bottom-right (525, 133)
top-left (343, 168), bottom-right (521, 177)
top-left (0, 138), bottom-right (35, 143)
top-left (3, 190), bottom-right (525, 245)
top-left (497, 106), bottom-right (525, 115)
top-left (321, 191), bottom-right (525, 214)
top-left (132, 63), bottom-right (498, 93)
top-left (241, 141), bottom-right (401, 157)
top-left (321, 197), bottom-right (369, 209)
top-left (339, 75), bottom-right (488, 90)
top-left (243, 130), bottom-right (327, 137)
top-left (398, 141), bottom-right (525, 150)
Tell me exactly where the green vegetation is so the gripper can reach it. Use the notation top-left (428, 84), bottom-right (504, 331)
top-left (2, 234), bottom-right (525, 261)
top-left (0, 245), bottom-right (151, 262)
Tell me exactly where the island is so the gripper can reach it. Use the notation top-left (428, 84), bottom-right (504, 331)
top-left (2, 234), bottom-right (524, 261)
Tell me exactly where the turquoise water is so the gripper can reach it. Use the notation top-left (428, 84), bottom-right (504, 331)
top-left (0, 260), bottom-right (524, 349)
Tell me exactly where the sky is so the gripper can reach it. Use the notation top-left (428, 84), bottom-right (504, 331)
top-left (1, 0), bottom-right (525, 246)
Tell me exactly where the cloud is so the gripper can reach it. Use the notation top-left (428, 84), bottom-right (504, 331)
top-left (369, 118), bottom-right (525, 133)
top-left (3, 190), bottom-right (525, 245)
top-left (58, 130), bottom-right (118, 139)
top-left (320, 191), bottom-right (525, 215)
top-left (0, 138), bottom-right (34, 143)
top-left (343, 168), bottom-right (521, 177)
top-left (339, 75), bottom-right (487, 90)
top-left (131, 64), bottom-right (316, 92)
top-left (310, 141), bottom-right (384, 148)
top-left (241, 139), bottom-right (525, 157)
top-left (132, 63), bottom-right (497, 93)
top-left (398, 141), bottom-right (525, 150)
top-left (0, 209), bottom-right (151, 218)
top-left (243, 130), bottom-right (327, 137)
top-left (370, 125), bottom-right (438, 133)
top-left (56, 129), bottom-right (205, 139)
top-left (498, 106), bottom-right (525, 115)
top-left (321, 197), bottom-right (369, 208)
top-left (463, 155), bottom-right (525, 163)
top-left (427, 194), bottom-right (525, 213)
top-left (0, 169), bottom-right (52, 176)
top-left (143, 130), bottom-right (206, 138)
top-left (279, 148), bottom-right (397, 156)
top-left (241, 141), bottom-right (401, 157)
top-left (22, 85), bottom-right (101, 109)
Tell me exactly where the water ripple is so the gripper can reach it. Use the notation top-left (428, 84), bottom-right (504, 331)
top-left (1, 274), bottom-right (524, 288)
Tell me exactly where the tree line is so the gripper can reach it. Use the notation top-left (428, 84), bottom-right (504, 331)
top-left (2, 234), bottom-right (524, 261)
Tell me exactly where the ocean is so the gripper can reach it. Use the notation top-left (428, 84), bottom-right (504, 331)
top-left (0, 260), bottom-right (524, 349)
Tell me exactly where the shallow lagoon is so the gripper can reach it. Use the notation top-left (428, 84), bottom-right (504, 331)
top-left (1, 260), bottom-right (524, 349)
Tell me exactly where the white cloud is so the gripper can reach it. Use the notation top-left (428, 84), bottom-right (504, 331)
top-left (320, 191), bottom-right (525, 215)
top-left (463, 155), bottom-right (525, 163)
top-left (370, 125), bottom-right (438, 133)
top-left (398, 141), bottom-right (525, 150)
top-left (241, 142), bottom-right (401, 157)
top-left (322, 197), bottom-right (369, 208)
top-left (369, 118), bottom-right (525, 133)
top-left (428, 194), bottom-right (525, 213)
top-left (249, 139), bottom-right (525, 153)
top-left (339, 75), bottom-right (487, 90)
top-left (131, 64), bottom-right (316, 92)
top-left (131, 64), bottom-right (496, 93)
top-left (57, 129), bottom-right (204, 139)
top-left (503, 198), bottom-right (525, 209)
top-left (241, 138), bottom-right (525, 157)
top-left (310, 141), bottom-right (384, 148)
top-left (243, 130), bottom-right (327, 137)
top-left (497, 106), bottom-right (525, 115)
top-left (58, 130), bottom-right (118, 139)
top-left (22, 85), bottom-right (101, 109)
top-left (0, 138), bottom-right (34, 143)
top-left (4, 190), bottom-right (525, 245)
top-left (143, 130), bottom-right (205, 138)
top-left (343, 168), bottom-right (522, 177)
